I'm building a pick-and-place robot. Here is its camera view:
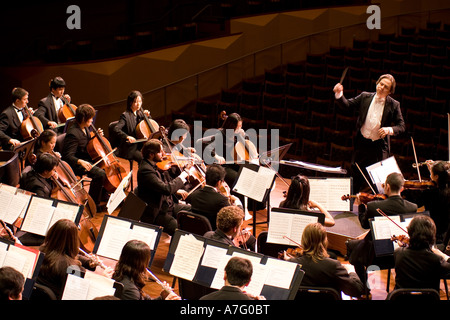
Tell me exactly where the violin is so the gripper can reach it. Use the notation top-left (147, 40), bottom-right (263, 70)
top-left (136, 109), bottom-right (160, 140)
top-left (403, 180), bottom-right (435, 190)
top-left (20, 106), bottom-right (44, 140)
top-left (341, 192), bottom-right (387, 204)
top-left (277, 235), bottom-right (304, 259)
top-left (86, 125), bottom-right (127, 193)
top-left (58, 95), bottom-right (77, 123)
top-left (391, 234), bottom-right (410, 247)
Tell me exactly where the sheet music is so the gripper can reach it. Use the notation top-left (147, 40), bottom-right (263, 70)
top-left (308, 178), bottom-right (352, 211)
top-left (4, 245), bottom-right (38, 278)
top-left (264, 257), bottom-right (298, 289)
top-left (20, 199), bottom-right (55, 236)
top-left (96, 217), bottom-right (159, 261)
top-left (200, 244), bottom-right (228, 269)
top-left (107, 171), bottom-right (132, 214)
top-left (169, 234), bottom-right (204, 281)
top-left (62, 274), bottom-right (90, 300)
top-left (232, 166), bottom-right (275, 202)
top-left (366, 156), bottom-right (402, 194)
top-left (2, 193), bottom-right (29, 225)
top-left (267, 210), bottom-right (318, 245)
top-left (0, 190), bottom-right (13, 221)
top-left (373, 216), bottom-right (407, 239)
top-left (84, 271), bottom-right (116, 300)
top-left (0, 241), bottom-right (8, 266)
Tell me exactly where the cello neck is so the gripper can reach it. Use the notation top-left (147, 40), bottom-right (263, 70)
top-left (140, 109), bottom-right (158, 133)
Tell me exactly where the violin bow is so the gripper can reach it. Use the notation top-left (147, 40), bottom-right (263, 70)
top-left (376, 208), bottom-right (408, 234)
top-left (355, 162), bottom-right (377, 195)
top-left (282, 235), bottom-right (302, 247)
top-left (411, 137), bottom-right (422, 182)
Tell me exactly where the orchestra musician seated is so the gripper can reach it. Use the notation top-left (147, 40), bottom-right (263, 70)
top-left (285, 223), bottom-right (364, 299)
top-left (0, 266), bottom-right (25, 300)
top-left (37, 219), bottom-right (112, 300)
top-left (35, 76), bottom-right (70, 132)
top-left (279, 174), bottom-right (335, 227)
top-left (393, 214), bottom-right (450, 293)
top-left (136, 139), bottom-right (191, 236)
top-left (203, 206), bottom-right (256, 251)
top-left (199, 256), bottom-right (265, 300)
top-left (348, 172), bottom-right (418, 297)
top-left (113, 90), bottom-right (151, 164)
top-left (20, 152), bottom-right (58, 198)
top-left (112, 239), bottom-right (180, 300)
top-left (185, 164), bottom-right (242, 230)
top-left (61, 104), bottom-right (107, 212)
top-left (0, 87), bottom-right (30, 150)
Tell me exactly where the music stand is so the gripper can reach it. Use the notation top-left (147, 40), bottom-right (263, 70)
top-left (13, 139), bottom-right (36, 171)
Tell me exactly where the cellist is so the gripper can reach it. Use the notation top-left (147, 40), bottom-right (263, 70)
top-left (0, 87), bottom-right (31, 150)
top-left (61, 104), bottom-right (107, 212)
top-left (35, 76), bottom-right (70, 133)
top-left (113, 90), bottom-right (151, 163)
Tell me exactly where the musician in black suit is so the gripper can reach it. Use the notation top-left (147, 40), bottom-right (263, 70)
top-left (113, 90), bottom-right (151, 163)
top-left (35, 77), bottom-right (70, 131)
top-left (200, 256), bottom-right (265, 300)
top-left (203, 206), bottom-right (256, 251)
top-left (333, 74), bottom-right (406, 192)
top-left (348, 172), bottom-right (418, 296)
top-left (20, 152), bottom-right (58, 198)
top-left (136, 139), bottom-right (191, 236)
top-left (185, 164), bottom-right (242, 229)
top-left (0, 87), bottom-right (30, 150)
top-left (61, 104), bottom-right (106, 211)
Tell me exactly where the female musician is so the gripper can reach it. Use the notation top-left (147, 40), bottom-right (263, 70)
top-left (0, 87), bottom-right (30, 150)
top-left (112, 239), bottom-right (180, 300)
top-left (280, 175), bottom-right (335, 227)
top-left (61, 104), bottom-right (107, 212)
top-left (113, 90), bottom-right (151, 163)
top-left (393, 214), bottom-right (450, 292)
top-left (37, 219), bottom-right (112, 300)
top-left (286, 223), bottom-right (365, 299)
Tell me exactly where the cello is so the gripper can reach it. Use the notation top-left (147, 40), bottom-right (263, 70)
top-left (20, 106), bottom-right (44, 140)
top-left (136, 109), bottom-right (160, 140)
top-left (86, 125), bottom-right (128, 194)
top-left (57, 95), bottom-right (77, 123)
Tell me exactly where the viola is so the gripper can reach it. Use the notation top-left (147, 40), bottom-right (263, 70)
top-left (58, 95), bottom-right (77, 123)
top-left (278, 247), bottom-right (304, 260)
top-left (341, 192), bottom-right (387, 204)
top-left (20, 106), bottom-right (43, 140)
top-left (86, 125), bottom-right (127, 193)
top-left (136, 109), bottom-right (160, 140)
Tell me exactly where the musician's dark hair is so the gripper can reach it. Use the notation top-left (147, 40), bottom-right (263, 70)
top-left (49, 77), bottom-right (66, 90)
top-left (431, 161), bottom-right (450, 190)
top-left (221, 113), bottom-right (241, 131)
top-left (75, 104), bottom-right (95, 124)
top-left (224, 256), bottom-right (253, 287)
top-left (126, 90), bottom-right (143, 111)
top-left (205, 164), bottom-right (226, 187)
top-left (35, 129), bottom-right (57, 152)
top-left (168, 119), bottom-right (190, 142)
top-left (280, 175), bottom-right (310, 210)
top-left (0, 266), bottom-right (25, 300)
top-left (113, 240), bottom-right (151, 295)
top-left (301, 223), bottom-right (329, 262)
top-left (11, 87), bottom-right (28, 103)
top-left (34, 152), bottom-right (58, 174)
top-left (142, 139), bottom-right (162, 159)
top-left (376, 74), bottom-right (396, 94)
top-left (386, 172), bottom-right (404, 193)
top-left (407, 214), bottom-right (436, 250)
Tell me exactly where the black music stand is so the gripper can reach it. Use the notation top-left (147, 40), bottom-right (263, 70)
top-left (13, 139), bottom-right (36, 171)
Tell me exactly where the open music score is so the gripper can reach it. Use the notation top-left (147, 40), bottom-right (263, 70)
top-left (164, 230), bottom-right (304, 300)
top-left (267, 208), bottom-right (324, 245)
top-left (62, 270), bottom-right (120, 300)
top-left (308, 177), bottom-right (352, 211)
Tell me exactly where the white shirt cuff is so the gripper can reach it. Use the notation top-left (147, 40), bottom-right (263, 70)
top-left (179, 171), bottom-right (189, 183)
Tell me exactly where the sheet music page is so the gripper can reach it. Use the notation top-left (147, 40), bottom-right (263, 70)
top-left (55, 202), bottom-right (81, 221)
top-left (128, 225), bottom-right (158, 250)
top-left (0, 242), bottom-right (8, 266)
top-left (267, 211), bottom-right (293, 244)
top-left (15, 192), bottom-right (32, 219)
top-left (373, 216), bottom-right (404, 239)
top-left (0, 190), bottom-right (13, 221)
top-left (84, 270), bottom-right (116, 300)
top-left (96, 218), bottom-right (132, 260)
top-left (232, 167), bottom-right (274, 202)
top-left (2, 250), bottom-right (27, 278)
top-left (7, 245), bottom-right (39, 279)
top-left (3, 193), bottom-right (29, 225)
top-left (264, 258), bottom-right (298, 289)
top-left (61, 274), bottom-right (90, 300)
top-left (210, 254), bottom-right (230, 289)
top-left (308, 178), bottom-right (351, 211)
top-left (200, 245), bottom-right (228, 269)
top-left (243, 262), bottom-right (269, 297)
top-left (290, 214), bottom-right (318, 243)
top-left (20, 200), bottom-right (55, 236)
top-left (106, 171), bottom-right (131, 214)
top-left (0, 184), bottom-right (17, 194)
top-left (47, 206), bottom-right (76, 231)
top-left (169, 234), bottom-right (204, 281)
